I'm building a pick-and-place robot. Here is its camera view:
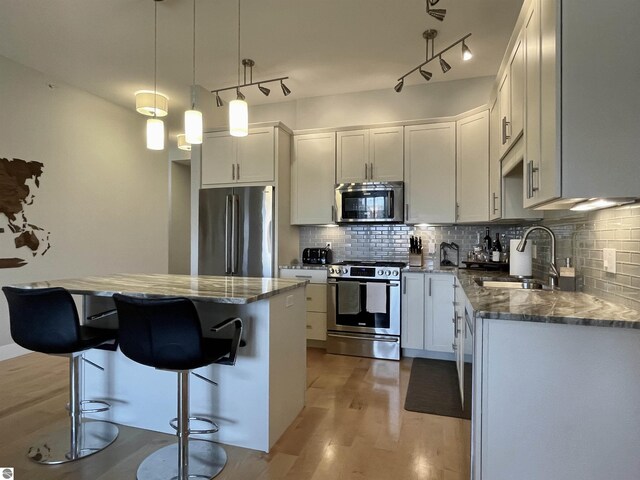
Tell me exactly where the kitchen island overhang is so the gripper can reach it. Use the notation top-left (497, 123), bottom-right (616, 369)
top-left (12, 273), bottom-right (309, 453)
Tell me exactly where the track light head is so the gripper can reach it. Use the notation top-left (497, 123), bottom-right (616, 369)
top-left (394, 79), bottom-right (404, 93)
top-left (427, 8), bottom-right (446, 21)
top-left (280, 81), bottom-right (291, 96)
top-left (258, 84), bottom-right (271, 96)
top-left (462, 41), bottom-right (473, 61)
top-left (439, 56), bottom-right (451, 73)
top-left (215, 93), bottom-right (224, 107)
top-left (419, 69), bottom-right (432, 81)
top-left (236, 89), bottom-right (245, 101)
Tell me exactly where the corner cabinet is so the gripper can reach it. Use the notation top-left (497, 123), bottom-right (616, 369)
top-left (401, 272), bottom-right (455, 356)
top-left (404, 123), bottom-right (456, 224)
top-left (291, 132), bottom-right (336, 225)
top-left (523, 0), bottom-right (640, 209)
top-left (201, 127), bottom-right (274, 186)
top-left (336, 127), bottom-right (403, 183)
top-left (456, 110), bottom-right (490, 223)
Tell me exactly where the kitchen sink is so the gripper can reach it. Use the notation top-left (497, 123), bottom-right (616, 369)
top-left (474, 277), bottom-right (553, 290)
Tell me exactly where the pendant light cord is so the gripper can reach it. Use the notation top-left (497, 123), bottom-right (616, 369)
top-left (154, 0), bottom-right (158, 117)
top-left (237, 0), bottom-right (241, 92)
top-left (192, 0), bottom-right (196, 108)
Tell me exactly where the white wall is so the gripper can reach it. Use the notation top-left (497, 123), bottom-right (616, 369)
top-left (0, 55), bottom-right (169, 354)
top-left (202, 76), bottom-right (494, 131)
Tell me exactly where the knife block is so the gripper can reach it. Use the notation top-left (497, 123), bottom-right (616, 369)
top-left (409, 252), bottom-right (424, 267)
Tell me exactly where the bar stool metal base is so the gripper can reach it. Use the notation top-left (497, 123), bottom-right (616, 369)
top-left (27, 420), bottom-right (119, 464)
top-left (137, 440), bottom-right (227, 480)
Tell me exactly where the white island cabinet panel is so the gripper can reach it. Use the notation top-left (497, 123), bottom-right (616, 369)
top-left (476, 318), bottom-right (640, 480)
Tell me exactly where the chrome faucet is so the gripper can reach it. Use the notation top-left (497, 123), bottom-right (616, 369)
top-left (516, 226), bottom-right (559, 288)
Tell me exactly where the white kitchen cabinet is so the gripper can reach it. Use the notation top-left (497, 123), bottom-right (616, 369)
top-left (201, 127), bottom-right (274, 186)
top-left (279, 268), bottom-right (328, 341)
top-left (291, 132), bottom-right (336, 225)
top-left (336, 127), bottom-right (403, 183)
top-left (489, 97), bottom-right (502, 220)
top-left (497, 33), bottom-right (524, 161)
top-left (456, 110), bottom-right (490, 223)
top-left (522, 0), bottom-right (640, 209)
top-left (401, 273), bottom-right (455, 356)
top-left (404, 123), bottom-right (456, 224)
top-left (401, 272), bottom-right (425, 350)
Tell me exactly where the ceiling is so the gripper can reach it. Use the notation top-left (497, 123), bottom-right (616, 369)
top-left (0, 0), bottom-right (523, 135)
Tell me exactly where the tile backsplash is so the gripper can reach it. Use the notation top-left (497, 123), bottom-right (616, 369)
top-left (299, 203), bottom-right (640, 311)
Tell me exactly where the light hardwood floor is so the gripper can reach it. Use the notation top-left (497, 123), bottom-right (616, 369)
top-left (0, 348), bottom-right (470, 479)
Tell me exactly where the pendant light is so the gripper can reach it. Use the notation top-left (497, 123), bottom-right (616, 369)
top-left (229, 0), bottom-right (248, 137)
top-left (184, 0), bottom-right (203, 145)
top-left (146, 0), bottom-right (164, 150)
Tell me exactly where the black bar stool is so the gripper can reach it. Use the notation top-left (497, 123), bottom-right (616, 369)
top-left (113, 294), bottom-right (243, 480)
top-left (2, 286), bottom-right (119, 464)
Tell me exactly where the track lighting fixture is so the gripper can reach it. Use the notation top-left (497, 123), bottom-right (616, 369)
top-left (419, 69), bottom-right (432, 81)
top-left (280, 80), bottom-right (291, 96)
top-left (439, 56), bottom-right (451, 73)
top-left (212, 59), bottom-right (291, 106)
top-left (426, 0), bottom-right (446, 21)
top-left (236, 89), bottom-right (245, 101)
top-left (394, 29), bottom-right (472, 92)
top-left (462, 41), bottom-right (473, 61)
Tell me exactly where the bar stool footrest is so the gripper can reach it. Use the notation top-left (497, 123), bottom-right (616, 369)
top-left (169, 416), bottom-right (219, 435)
top-left (65, 399), bottom-right (111, 414)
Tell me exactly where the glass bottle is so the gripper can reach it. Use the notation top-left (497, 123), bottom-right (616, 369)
top-left (483, 227), bottom-right (492, 254)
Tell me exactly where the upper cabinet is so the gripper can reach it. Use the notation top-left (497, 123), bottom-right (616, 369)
top-left (522, 0), bottom-right (640, 209)
top-left (457, 110), bottom-right (490, 223)
top-left (291, 132), bottom-right (336, 225)
top-left (404, 123), bottom-right (456, 224)
top-left (497, 33), bottom-right (525, 159)
top-left (336, 127), bottom-right (403, 183)
top-left (489, 98), bottom-right (502, 220)
top-left (201, 127), bottom-right (274, 186)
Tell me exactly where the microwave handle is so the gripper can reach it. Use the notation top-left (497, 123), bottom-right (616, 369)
top-left (389, 191), bottom-right (394, 219)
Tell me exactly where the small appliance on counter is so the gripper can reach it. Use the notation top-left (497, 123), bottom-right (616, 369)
top-left (439, 242), bottom-right (459, 267)
top-left (302, 246), bottom-right (332, 265)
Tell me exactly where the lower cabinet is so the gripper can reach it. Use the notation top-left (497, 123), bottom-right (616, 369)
top-left (401, 272), bottom-right (455, 355)
top-left (279, 268), bottom-right (327, 341)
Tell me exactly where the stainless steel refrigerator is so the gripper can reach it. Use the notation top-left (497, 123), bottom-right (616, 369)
top-left (198, 186), bottom-right (275, 277)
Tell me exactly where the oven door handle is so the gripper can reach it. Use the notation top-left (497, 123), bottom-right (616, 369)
top-left (327, 333), bottom-right (399, 343)
top-left (328, 281), bottom-right (399, 287)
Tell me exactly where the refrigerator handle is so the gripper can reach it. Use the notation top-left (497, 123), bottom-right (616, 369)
top-left (232, 194), bottom-right (240, 274)
top-left (225, 195), bottom-right (232, 274)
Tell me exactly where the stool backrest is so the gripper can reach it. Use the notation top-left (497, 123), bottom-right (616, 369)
top-left (113, 294), bottom-right (204, 370)
top-left (2, 286), bottom-right (81, 354)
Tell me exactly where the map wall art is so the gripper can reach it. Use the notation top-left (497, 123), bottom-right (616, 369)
top-left (0, 157), bottom-right (51, 268)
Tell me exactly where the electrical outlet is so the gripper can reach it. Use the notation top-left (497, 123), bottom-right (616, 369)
top-left (603, 248), bottom-right (617, 273)
top-left (326, 242), bottom-right (332, 249)
top-left (531, 243), bottom-right (537, 259)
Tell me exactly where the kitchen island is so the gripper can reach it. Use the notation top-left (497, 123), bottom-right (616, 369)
top-left (454, 269), bottom-right (640, 480)
top-left (14, 273), bottom-right (309, 453)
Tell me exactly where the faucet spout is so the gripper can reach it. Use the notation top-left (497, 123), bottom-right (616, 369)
top-left (516, 226), bottom-right (558, 288)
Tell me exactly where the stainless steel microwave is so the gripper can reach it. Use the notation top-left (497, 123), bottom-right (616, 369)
top-left (335, 182), bottom-right (404, 224)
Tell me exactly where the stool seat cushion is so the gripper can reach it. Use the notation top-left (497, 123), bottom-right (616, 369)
top-left (2, 286), bottom-right (117, 355)
top-left (113, 294), bottom-right (235, 371)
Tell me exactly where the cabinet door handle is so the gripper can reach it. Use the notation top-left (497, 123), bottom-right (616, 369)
top-left (403, 281), bottom-right (407, 295)
top-left (232, 163), bottom-right (235, 180)
top-left (370, 162), bottom-right (373, 179)
top-left (502, 116), bottom-right (511, 145)
top-left (331, 205), bottom-right (336, 223)
top-left (492, 192), bottom-right (499, 213)
top-left (428, 277), bottom-right (432, 297)
top-left (527, 160), bottom-right (539, 198)
top-left (405, 204), bottom-right (409, 221)
top-left (237, 163), bottom-right (240, 180)
top-left (456, 203), bottom-right (460, 221)
top-left (365, 163), bottom-right (368, 180)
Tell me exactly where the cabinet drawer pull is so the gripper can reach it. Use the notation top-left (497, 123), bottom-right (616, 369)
top-left (306, 297), bottom-right (313, 301)
top-left (295, 275), bottom-right (313, 279)
top-left (306, 325), bottom-right (312, 329)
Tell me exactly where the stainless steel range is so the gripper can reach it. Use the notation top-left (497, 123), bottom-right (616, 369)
top-left (327, 261), bottom-right (404, 361)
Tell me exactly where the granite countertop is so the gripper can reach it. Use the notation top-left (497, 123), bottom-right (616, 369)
top-left (279, 264), bottom-right (328, 271)
top-left (11, 273), bottom-right (308, 305)
top-left (455, 269), bottom-right (640, 329)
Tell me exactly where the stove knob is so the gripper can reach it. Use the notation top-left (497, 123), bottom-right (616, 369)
top-left (341, 268), bottom-right (348, 274)
top-left (377, 269), bottom-right (384, 276)
top-left (329, 268), bottom-right (335, 274)
top-left (385, 270), bottom-right (391, 276)
top-left (392, 270), bottom-right (399, 276)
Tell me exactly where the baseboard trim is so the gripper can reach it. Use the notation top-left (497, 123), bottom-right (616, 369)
top-left (0, 343), bottom-right (31, 362)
